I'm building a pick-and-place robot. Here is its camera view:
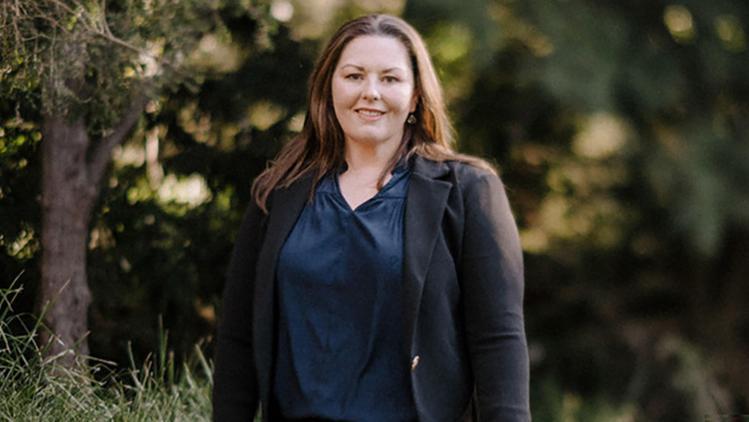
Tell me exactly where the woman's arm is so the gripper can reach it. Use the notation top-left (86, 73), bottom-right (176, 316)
top-left (212, 201), bottom-right (265, 421)
top-left (461, 171), bottom-right (530, 421)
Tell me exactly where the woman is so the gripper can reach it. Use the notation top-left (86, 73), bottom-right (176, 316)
top-left (213, 14), bottom-right (530, 422)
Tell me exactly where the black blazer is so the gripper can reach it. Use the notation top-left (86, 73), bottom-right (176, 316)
top-left (213, 156), bottom-right (530, 421)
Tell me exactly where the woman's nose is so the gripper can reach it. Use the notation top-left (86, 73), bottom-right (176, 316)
top-left (362, 77), bottom-right (381, 101)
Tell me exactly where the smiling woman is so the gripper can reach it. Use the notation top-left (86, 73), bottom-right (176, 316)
top-left (212, 14), bottom-right (530, 422)
top-left (332, 35), bottom-right (418, 209)
top-left (332, 35), bottom-right (417, 148)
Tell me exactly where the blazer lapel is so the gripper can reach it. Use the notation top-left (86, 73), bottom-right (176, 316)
top-left (253, 172), bottom-right (313, 404)
top-left (402, 156), bottom-right (452, 354)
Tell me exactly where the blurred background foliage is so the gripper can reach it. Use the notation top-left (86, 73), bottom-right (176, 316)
top-left (2, 0), bottom-right (748, 419)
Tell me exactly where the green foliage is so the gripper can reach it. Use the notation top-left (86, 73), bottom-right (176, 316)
top-left (2, 0), bottom-right (749, 419)
top-left (0, 0), bottom-right (276, 130)
top-left (0, 117), bottom-right (41, 261)
top-left (0, 106), bottom-right (42, 315)
top-left (518, 0), bottom-right (749, 256)
top-left (0, 282), bottom-right (212, 421)
top-left (407, 0), bottom-right (749, 417)
top-left (532, 377), bottom-right (638, 422)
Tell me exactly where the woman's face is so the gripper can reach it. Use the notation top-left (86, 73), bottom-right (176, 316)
top-left (331, 35), bottom-right (417, 152)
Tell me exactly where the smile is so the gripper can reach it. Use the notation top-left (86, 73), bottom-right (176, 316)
top-left (355, 109), bottom-right (385, 118)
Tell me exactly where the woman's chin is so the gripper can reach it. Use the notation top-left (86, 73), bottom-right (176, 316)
top-left (345, 131), bottom-right (402, 149)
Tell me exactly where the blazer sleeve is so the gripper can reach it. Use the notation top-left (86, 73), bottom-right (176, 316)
top-left (461, 171), bottom-right (530, 421)
top-left (212, 200), bottom-right (265, 421)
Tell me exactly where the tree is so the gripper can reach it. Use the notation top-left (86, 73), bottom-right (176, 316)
top-left (0, 0), bottom-right (271, 367)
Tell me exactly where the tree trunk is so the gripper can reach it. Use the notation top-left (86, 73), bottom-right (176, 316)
top-left (37, 115), bottom-right (97, 367)
top-left (37, 92), bottom-right (146, 367)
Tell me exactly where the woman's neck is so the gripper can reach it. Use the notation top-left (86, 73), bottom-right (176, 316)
top-left (343, 138), bottom-right (400, 175)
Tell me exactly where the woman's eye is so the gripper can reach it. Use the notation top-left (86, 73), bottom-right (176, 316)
top-left (383, 76), bottom-right (399, 83)
top-left (345, 74), bottom-right (362, 80)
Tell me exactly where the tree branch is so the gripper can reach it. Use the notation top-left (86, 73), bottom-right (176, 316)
top-left (89, 29), bottom-right (191, 80)
top-left (87, 91), bottom-right (148, 187)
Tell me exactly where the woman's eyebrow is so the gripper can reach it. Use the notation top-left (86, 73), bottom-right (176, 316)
top-left (340, 64), bottom-right (365, 71)
top-left (339, 64), bottom-right (406, 73)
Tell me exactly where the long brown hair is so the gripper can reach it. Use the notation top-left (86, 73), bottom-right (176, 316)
top-left (251, 14), bottom-right (494, 213)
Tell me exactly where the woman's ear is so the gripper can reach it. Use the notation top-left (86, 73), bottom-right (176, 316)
top-left (410, 93), bottom-right (419, 113)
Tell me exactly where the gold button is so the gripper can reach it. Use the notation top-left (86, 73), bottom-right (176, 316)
top-left (411, 355), bottom-right (420, 371)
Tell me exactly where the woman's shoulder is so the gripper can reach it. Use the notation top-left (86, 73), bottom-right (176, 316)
top-left (411, 155), bottom-right (506, 207)
top-left (434, 155), bottom-right (503, 189)
top-left (413, 153), bottom-right (498, 180)
top-left (447, 159), bottom-right (497, 177)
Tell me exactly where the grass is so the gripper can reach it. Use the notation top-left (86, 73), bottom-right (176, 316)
top-left (0, 281), bottom-right (213, 421)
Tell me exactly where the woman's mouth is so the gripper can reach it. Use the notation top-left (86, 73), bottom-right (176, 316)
top-left (355, 108), bottom-right (385, 120)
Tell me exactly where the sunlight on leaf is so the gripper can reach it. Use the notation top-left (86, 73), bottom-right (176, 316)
top-left (572, 113), bottom-right (631, 160)
top-left (247, 100), bottom-right (286, 131)
top-left (664, 5), bottom-right (696, 43)
top-left (714, 14), bottom-right (746, 52)
top-left (156, 173), bottom-right (213, 209)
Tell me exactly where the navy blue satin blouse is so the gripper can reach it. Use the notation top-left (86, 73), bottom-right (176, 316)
top-left (272, 160), bottom-right (417, 421)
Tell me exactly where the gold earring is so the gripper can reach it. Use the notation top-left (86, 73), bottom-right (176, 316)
top-left (406, 114), bottom-right (416, 124)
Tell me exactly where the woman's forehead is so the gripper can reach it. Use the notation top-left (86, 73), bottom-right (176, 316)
top-left (336, 35), bottom-right (412, 71)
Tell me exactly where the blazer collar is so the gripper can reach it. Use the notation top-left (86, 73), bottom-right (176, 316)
top-left (411, 153), bottom-right (451, 179)
top-left (252, 156), bottom-right (452, 399)
top-left (402, 156), bottom-right (452, 354)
